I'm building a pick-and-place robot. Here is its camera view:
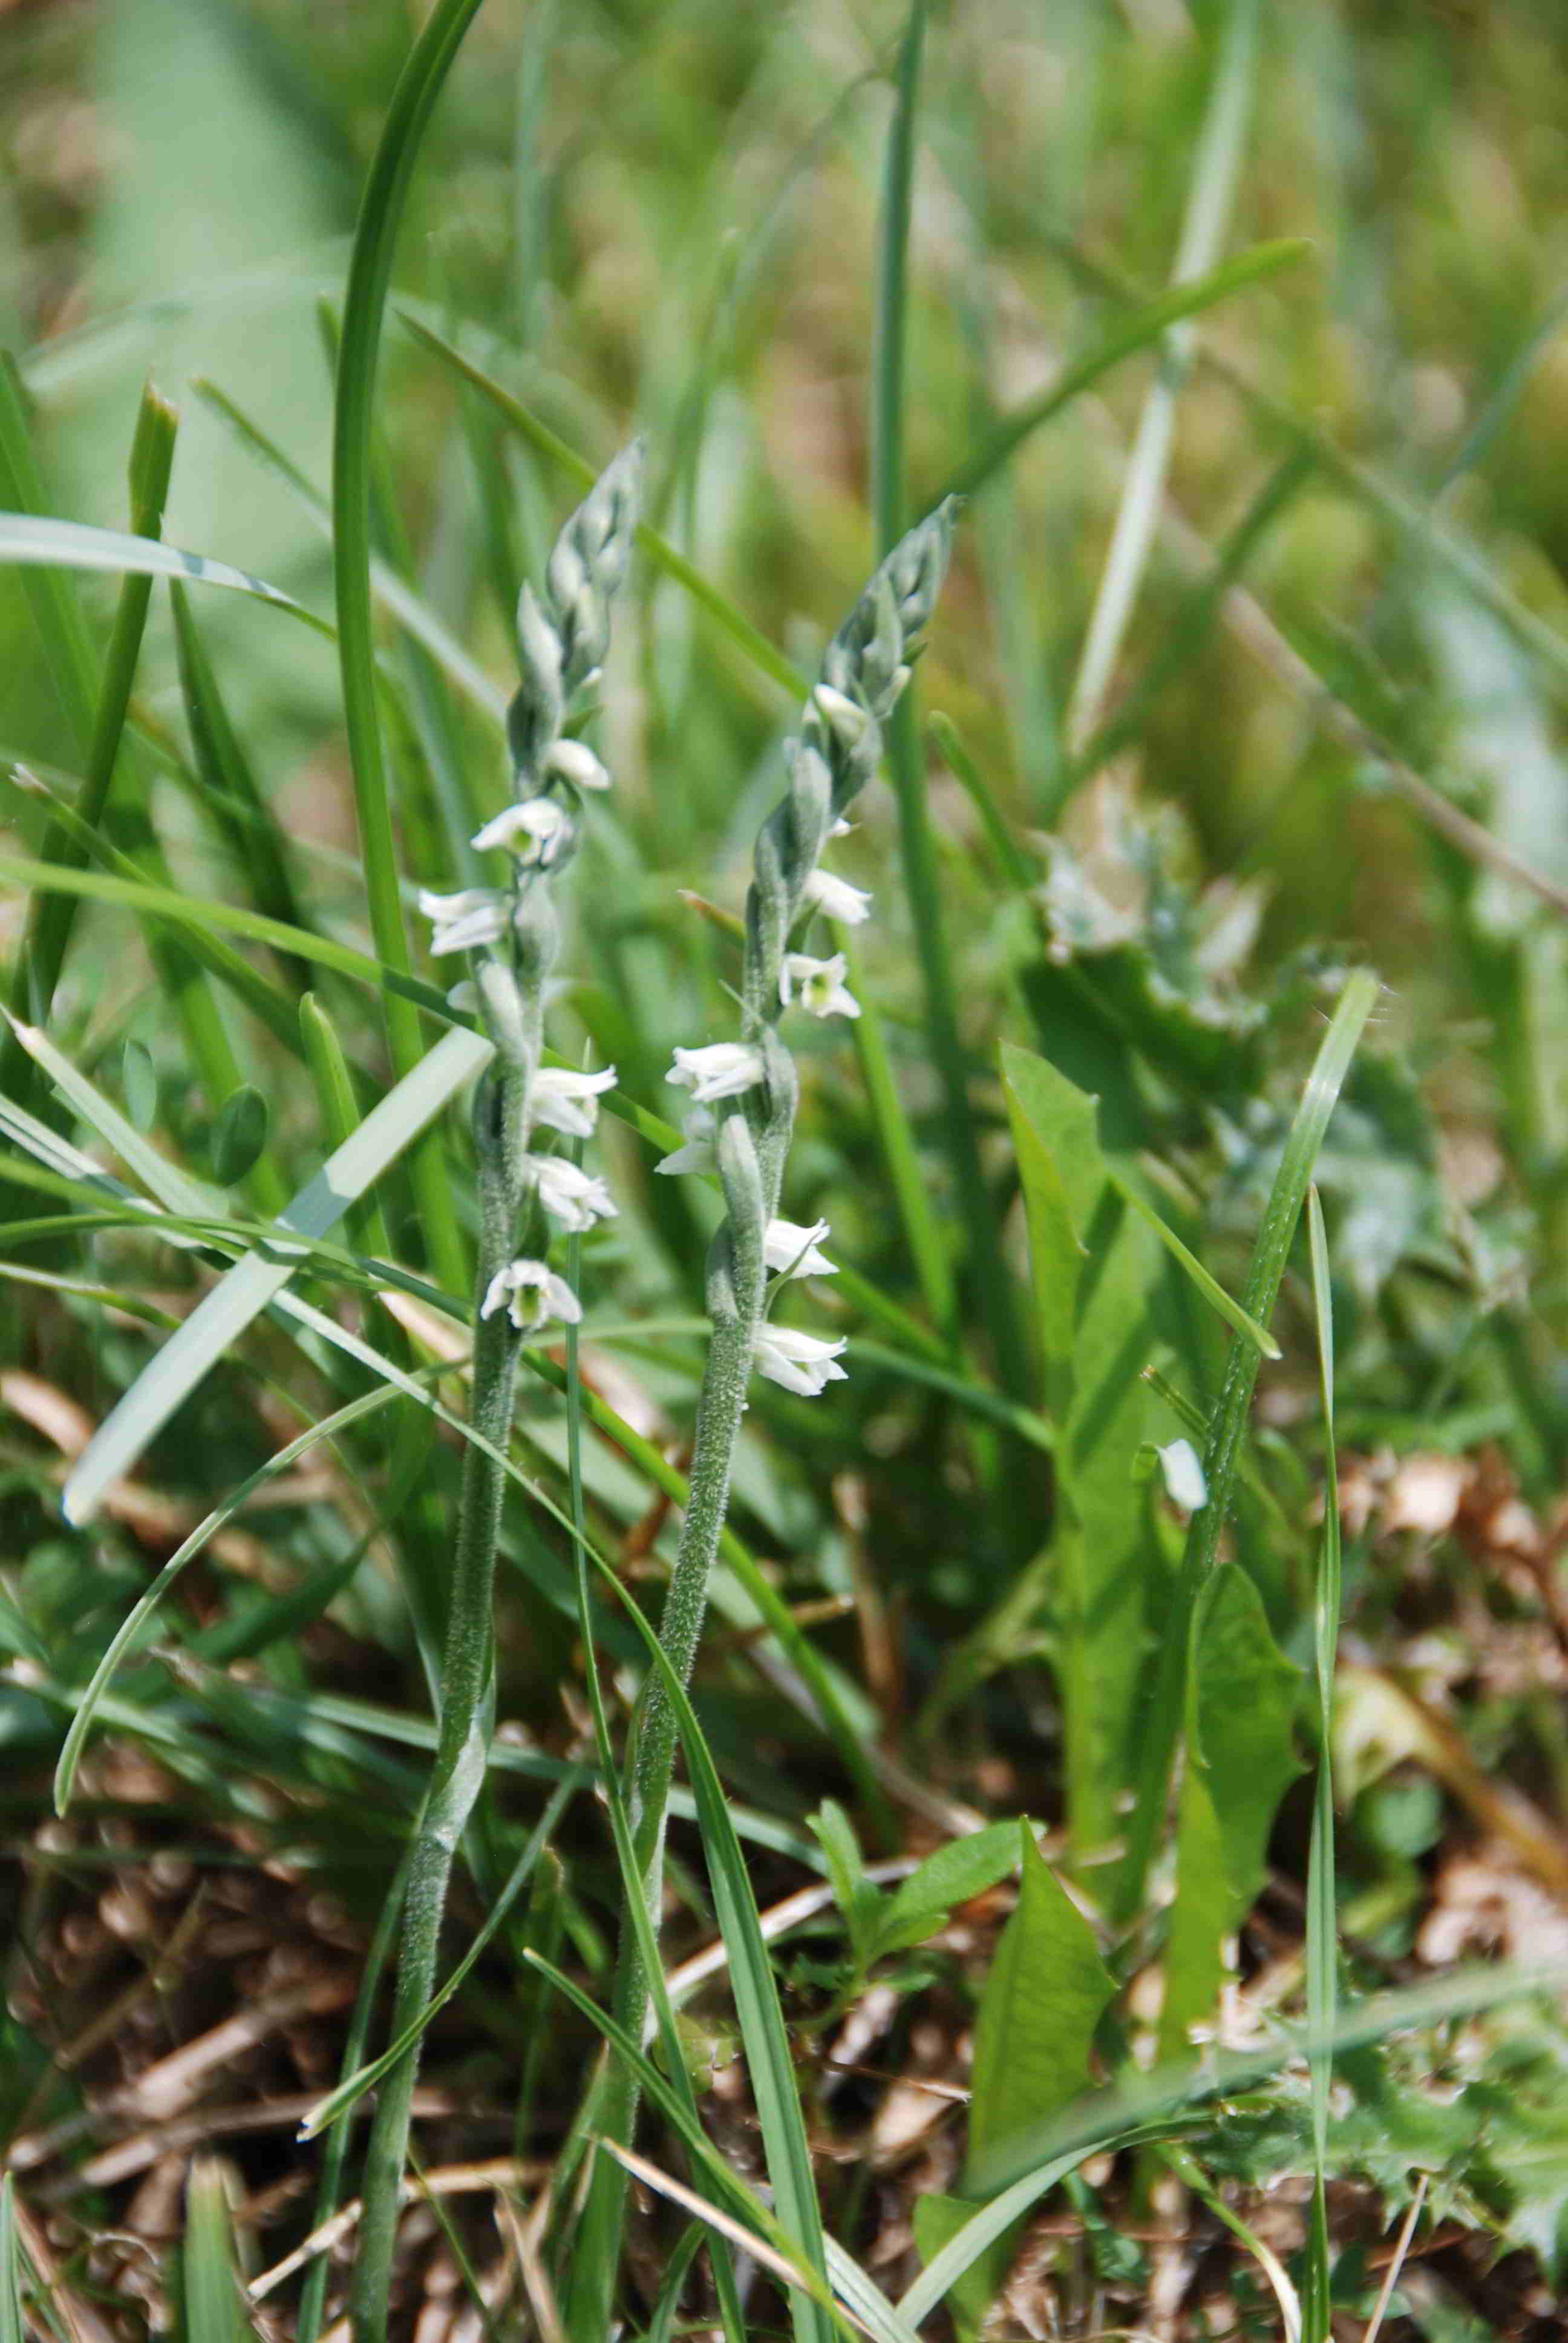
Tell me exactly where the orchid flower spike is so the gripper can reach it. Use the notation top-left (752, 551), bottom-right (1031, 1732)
top-left (480, 1259), bottom-right (583, 1335)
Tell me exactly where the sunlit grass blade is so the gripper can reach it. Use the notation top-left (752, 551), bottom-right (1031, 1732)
top-left (397, 310), bottom-right (806, 700)
top-left (0, 510), bottom-right (325, 628)
top-left (875, 0), bottom-right (1028, 1400)
top-left (7, 384), bottom-right (177, 1058)
top-left (0, 353), bottom-right (99, 743)
top-left (330, 0), bottom-right (488, 1327)
top-left (1114, 968), bottom-right (1379, 1924)
top-left (1303, 1184), bottom-right (1341, 2343)
top-left (932, 238), bottom-right (1307, 510)
top-left (182, 2159), bottom-right (247, 2343)
top-left (172, 582), bottom-right (312, 967)
top-left (56, 1023), bottom-right (491, 1524)
top-left (53, 1369), bottom-right (436, 1815)
top-left (1065, 0), bottom-right (1260, 750)
top-left (1105, 1166), bottom-right (1280, 1358)
top-left (0, 2175), bottom-right (22, 2343)
top-left (195, 376), bottom-right (507, 727)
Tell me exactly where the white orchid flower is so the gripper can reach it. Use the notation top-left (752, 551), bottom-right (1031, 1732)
top-left (803, 868), bottom-right (872, 925)
top-left (764, 1217), bottom-right (837, 1279)
top-left (544, 738), bottom-right (612, 792)
top-left (479, 1258), bottom-right (583, 1335)
top-left (753, 1323), bottom-right (849, 1397)
top-left (471, 795), bottom-right (572, 863)
top-left (419, 886), bottom-right (511, 957)
top-left (531, 1065), bottom-right (617, 1138)
top-left (655, 1105), bottom-right (717, 1177)
top-left (780, 951), bottom-right (860, 1020)
top-left (527, 1156), bottom-right (619, 1232)
top-left (666, 1042), bottom-right (765, 1104)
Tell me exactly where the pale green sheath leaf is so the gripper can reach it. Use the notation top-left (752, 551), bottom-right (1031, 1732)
top-left (1160, 1565), bottom-right (1304, 2059)
top-left (0, 510), bottom-right (323, 629)
top-left (57, 1023), bottom-right (492, 1524)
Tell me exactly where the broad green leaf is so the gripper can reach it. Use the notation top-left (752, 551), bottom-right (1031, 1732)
top-left (965, 1825), bottom-right (1115, 2183)
top-left (59, 1023), bottom-right (491, 1524)
top-left (870, 1820), bottom-right (1021, 1959)
top-left (209, 1083), bottom-right (270, 1187)
top-left (911, 2193), bottom-right (1021, 2343)
top-left (1161, 1566), bottom-right (1304, 2058)
top-left (1001, 1044), bottom-right (1164, 1850)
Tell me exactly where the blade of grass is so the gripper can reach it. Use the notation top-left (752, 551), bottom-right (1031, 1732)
top-left (1113, 969), bottom-right (1379, 1926)
top-left (0, 511), bottom-right (324, 629)
top-left (0, 2175), bottom-right (22, 2343)
top-left (1302, 1185), bottom-right (1341, 2343)
top-left (56, 1022), bottom-right (491, 1525)
top-left (171, 583), bottom-right (312, 974)
top-left (838, 921), bottom-right (957, 1342)
top-left (0, 353), bottom-right (105, 744)
top-left (5, 385), bottom-right (178, 1058)
top-left (1065, 0), bottom-right (1260, 753)
top-left (930, 238), bottom-right (1307, 511)
top-left (874, 0), bottom-right (1027, 1395)
top-left (183, 2160), bottom-right (245, 2343)
top-left (195, 376), bottom-right (508, 729)
top-left (330, 0), bottom-right (488, 1323)
top-left (396, 310), bottom-right (805, 700)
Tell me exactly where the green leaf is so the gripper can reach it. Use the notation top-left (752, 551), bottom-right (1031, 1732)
top-left (1001, 1044), bottom-right (1165, 1849)
top-left (209, 1083), bottom-right (270, 1187)
top-left (870, 1820), bottom-right (1021, 1959)
top-left (1116, 968), bottom-right (1379, 1922)
top-left (0, 2174), bottom-right (22, 2343)
top-left (809, 1800), bottom-right (883, 1967)
top-left (0, 510), bottom-right (321, 629)
top-left (57, 1022), bottom-right (491, 1525)
top-left (182, 2159), bottom-right (246, 2343)
top-left (911, 2194), bottom-right (1021, 2343)
top-left (936, 240), bottom-right (1308, 506)
top-left (1160, 1566), bottom-right (1304, 2058)
top-left (122, 1038), bottom-right (158, 1133)
top-left (965, 1825), bottom-right (1115, 2184)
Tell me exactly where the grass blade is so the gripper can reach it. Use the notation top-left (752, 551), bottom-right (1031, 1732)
top-left (1114, 968), bottom-right (1379, 1924)
top-left (875, 1), bottom-right (1027, 1396)
top-left (0, 2177), bottom-right (22, 2343)
top-left (0, 510), bottom-right (324, 628)
top-left (330, 0), bottom-right (488, 1313)
top-left (183, 2160), bottom-right (247, 2343)
top-left (932, 238), bottom-right (1307, 510)
top-left (1065, 0), bottom-right (1260, 750)
top-left (56, 1023), bottom-right (491, 1524)
top-left (1303, 1184), bottom-right (1341, 2343)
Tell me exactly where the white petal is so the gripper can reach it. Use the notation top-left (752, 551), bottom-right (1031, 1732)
top-left (666, 1043), bottom-right (765, 1103)
top-left (545, 738), bottom-right (612, 792)
top-left (764, 1217), bottom-right (837, 1278)
top-left (531, 1064), bottom-right (617, 1137)
top-left (754, 1323), bottom-right (849, 1397)
top-left (803, 869), bottom-right (872, 925)
top-left (472, 796), bottom-right (572, 862)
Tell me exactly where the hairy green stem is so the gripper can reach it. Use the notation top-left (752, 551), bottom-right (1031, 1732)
top-left (350, 1072), bottom-right (529, 2343)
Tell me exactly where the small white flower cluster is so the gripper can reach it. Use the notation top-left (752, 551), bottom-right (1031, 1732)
top-left (430, 447), bottom-right (642, 1343)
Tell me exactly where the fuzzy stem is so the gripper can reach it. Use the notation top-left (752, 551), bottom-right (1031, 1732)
top-left (564, 1228), bottom-right (763, 2342)
top-left (350, 1070), bottom-right (531, 2343)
